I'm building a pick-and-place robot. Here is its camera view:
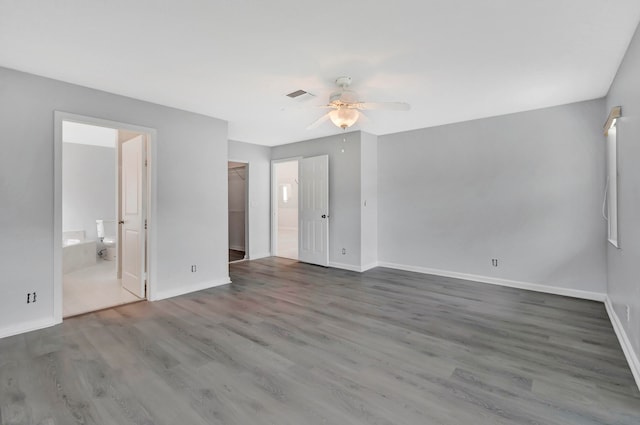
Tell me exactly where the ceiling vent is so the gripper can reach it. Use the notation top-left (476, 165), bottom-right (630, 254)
top-left (286, 89), bottom-right (315, 102)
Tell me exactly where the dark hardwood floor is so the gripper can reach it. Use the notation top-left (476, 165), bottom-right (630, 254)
top-left (1, 257), bottom-right (639, 424)
top-left (229, 249), bottom-right (245, 262)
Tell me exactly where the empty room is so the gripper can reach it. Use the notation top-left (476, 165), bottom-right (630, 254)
top-left (2, 1), bottom-right (640, 424)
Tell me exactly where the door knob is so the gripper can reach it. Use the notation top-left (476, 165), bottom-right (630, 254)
top-left (118, 220), bottom-right (125, 224)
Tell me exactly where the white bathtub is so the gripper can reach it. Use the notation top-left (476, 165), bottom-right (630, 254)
top-left (63, 231), bottom-right (96, 274)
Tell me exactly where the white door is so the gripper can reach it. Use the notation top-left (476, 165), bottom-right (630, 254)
top-left (121, 135), bottom-right (146, 298)
top-left (298, 155), bottom-right (329, 266)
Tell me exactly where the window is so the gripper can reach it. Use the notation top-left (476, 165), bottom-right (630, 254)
top-left (604, 107), bottom-right (621, 248)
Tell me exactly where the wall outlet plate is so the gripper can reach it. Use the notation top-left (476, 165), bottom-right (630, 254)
top-left (626, 305), bottom-right (631, 322)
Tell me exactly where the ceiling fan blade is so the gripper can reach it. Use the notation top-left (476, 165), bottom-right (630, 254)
top-left (356, 102), bottom-right (411, 111)
top-left (307, 112), bottom-right (332, 129)
top-left (358, 110), bottom-right (370, 124)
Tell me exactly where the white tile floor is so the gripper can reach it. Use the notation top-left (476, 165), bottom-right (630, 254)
top-left (63, 259), bottom-right (142, 318)
top-left (277, 226), bottom-right (298, 260)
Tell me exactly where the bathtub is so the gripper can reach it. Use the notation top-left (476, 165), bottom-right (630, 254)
top-left (63, 231), bottom-right (96, 274)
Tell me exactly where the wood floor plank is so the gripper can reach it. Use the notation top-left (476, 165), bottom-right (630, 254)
top-left (1, 257), bottom-right (640, 424)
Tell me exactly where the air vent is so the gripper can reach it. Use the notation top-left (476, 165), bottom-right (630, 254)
top-left (286, 89), bottom-right (315, 102)
top-left (286, 89), bottom-right (307, 98)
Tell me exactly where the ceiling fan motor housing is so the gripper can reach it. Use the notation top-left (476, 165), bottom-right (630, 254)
top-left (329, 89), bottom-right (358, 106)
top-left (307, 76), bottom-right (409, 130)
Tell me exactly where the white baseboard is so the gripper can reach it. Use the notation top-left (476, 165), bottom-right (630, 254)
top-left (376, 262), bottom-right (606, 302)
top-left (0, 316), bottom-right (59, 340)
top-left (328, 262), bottom-right (364, 272)
top-left (361, 262), bottom-right (379, 272)
top-left (248, 252), bottom-right (271, 260)
top-left (229, 245), bottom-right (245, 252)
top-left (605, 297), bottom-right (640, 391)
top-left (328, 261), bottom-right (379, 273)
top-left (152, 278), bottom-right (231, 301)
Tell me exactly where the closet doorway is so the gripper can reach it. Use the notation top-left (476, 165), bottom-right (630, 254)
top-left (228, 161), bottom-right (248, 262)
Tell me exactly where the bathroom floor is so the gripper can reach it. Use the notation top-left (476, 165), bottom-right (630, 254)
top-left (63, 259), bottom-right (143, 318)
top-left (276, 226), bottom-right (298, 260)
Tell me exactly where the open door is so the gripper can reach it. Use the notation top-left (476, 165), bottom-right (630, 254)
top-left (121, 135), bottom-right (146, 297)
top-left (298, 155), bottom-right (329, 266)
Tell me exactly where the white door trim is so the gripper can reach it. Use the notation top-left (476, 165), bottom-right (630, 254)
top-left (271, 157), bottom-right (302, 257)
top-left (53, 111), bottom-right (158, 322)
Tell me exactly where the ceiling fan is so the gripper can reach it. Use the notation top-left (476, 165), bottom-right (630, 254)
top-left (308, 76), bottom-right (410, 130)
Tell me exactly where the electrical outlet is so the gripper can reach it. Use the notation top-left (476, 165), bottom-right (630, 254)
top-left (190, 265), bottom-right (197, 272)
top-left (342, 248), bottom-right (346, 255)
top-left (626, 305), bottom-right (631, 322)
top-left (491, 258), bottom-right (499, 267)
top-left (26, 291), bottom-right (36, 304)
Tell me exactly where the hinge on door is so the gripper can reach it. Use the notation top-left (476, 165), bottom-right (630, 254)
top-left (144, 219), bottom-right (147, 230)
top-left (145, 159), bottom-right (148, 167)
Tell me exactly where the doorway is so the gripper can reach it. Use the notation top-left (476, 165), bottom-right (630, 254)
top-left (273, 160), bottom-right (299, 260)
top-left (228, 161), bottom-right (248, 262)
top-left (54, 113), bottom-right (155, 320)
top-left (272, 155), bottom-right (330, 266)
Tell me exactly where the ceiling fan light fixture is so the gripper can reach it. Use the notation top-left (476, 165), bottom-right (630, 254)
top-left (329, 108), bottom-right (359, 129)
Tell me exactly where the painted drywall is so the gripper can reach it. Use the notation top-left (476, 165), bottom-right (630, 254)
top-left (228, 140), bottom-right (271, 259)
top-left (272, 132), bottom-right (362, 268)
top-left (0, 66), bottom-right (228, 337)
top-left (606, 21), bottom-right (640, 366)
top-left (228, 165), bottom-right (246, 251)
top-left (378, 99), bottom-right (607, 294)
top-left (360, 131), bottom-right (378, 269)
top-left (62, 143), bottom-right (116, 243)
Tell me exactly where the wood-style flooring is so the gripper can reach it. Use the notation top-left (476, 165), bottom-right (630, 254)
top-left (1, 257), bottom-right (639, 424)
top-left (229, 249), bottom-right (245, 262)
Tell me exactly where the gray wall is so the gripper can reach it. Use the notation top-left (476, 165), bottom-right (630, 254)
top-left (272, 132), bottom-right (362, 268)
top-left (228, 140), bottom-right (272, 259)
top-left (606, 22), bottom-right (640, 358)
top-left (378, 99), bottom-right (607, 293)
top-left (62, 143), bottom-right (116, 242)
top-left (0, 66), bottom-right (228, 337)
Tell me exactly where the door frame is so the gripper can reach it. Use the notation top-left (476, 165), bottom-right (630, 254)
top-left (270, 157), bottom-right (302, 257)
top-left (53, 111), bottom-right (158, 323)
top-left (227, 159), bottom-right (250, 260)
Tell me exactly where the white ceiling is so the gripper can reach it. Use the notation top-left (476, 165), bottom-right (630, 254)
top-left (2, 1), bottom-right (639, 146)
